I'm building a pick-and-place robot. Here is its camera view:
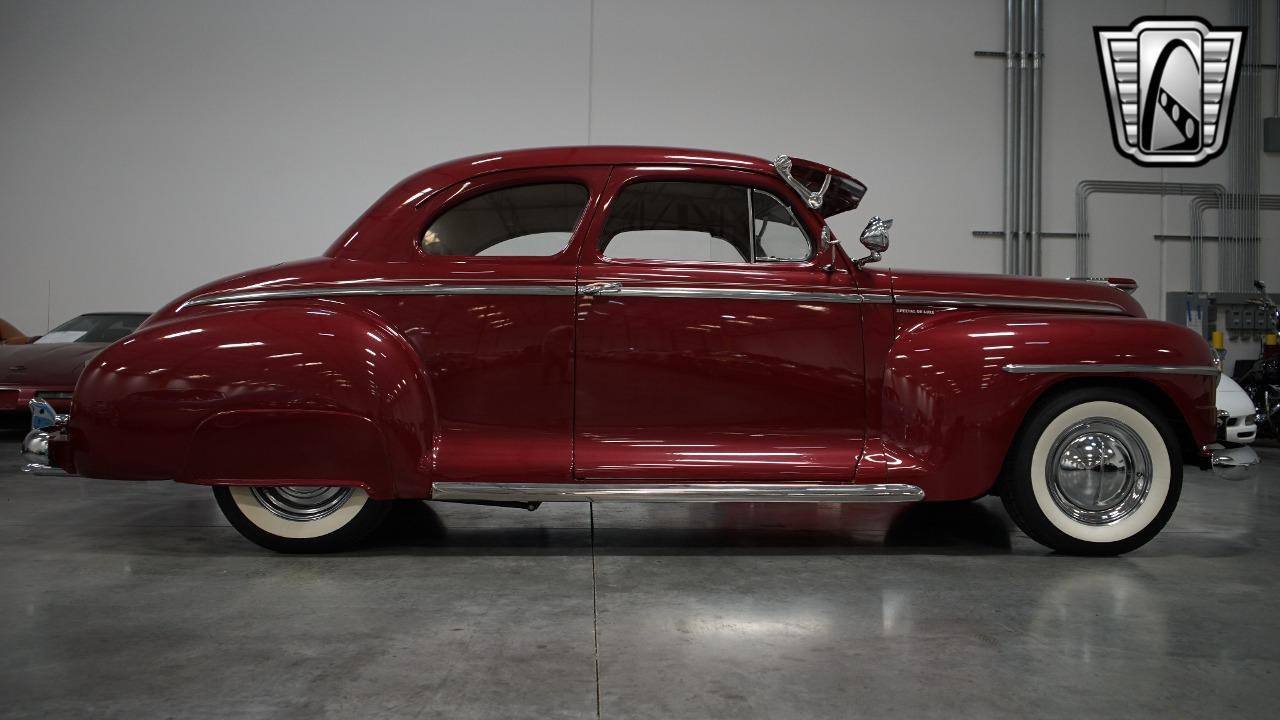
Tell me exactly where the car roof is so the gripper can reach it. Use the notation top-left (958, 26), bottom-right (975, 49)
top-left (430, 146), bottom-right (777, 177)
top-left (326, 146), bottom-right (865, 260)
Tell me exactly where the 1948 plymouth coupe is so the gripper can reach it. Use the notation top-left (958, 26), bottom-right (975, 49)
top-left (22, 146), bottom-right (1259, 554)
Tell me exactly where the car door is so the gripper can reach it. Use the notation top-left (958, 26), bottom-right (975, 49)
top-left (381, 166), bottom-right (608, 484)
top-left (573, 165), bottom-right (867, 482)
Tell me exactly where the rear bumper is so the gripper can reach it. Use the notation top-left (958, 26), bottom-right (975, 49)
top-left (1208, 443), bottom-right (1260, 481)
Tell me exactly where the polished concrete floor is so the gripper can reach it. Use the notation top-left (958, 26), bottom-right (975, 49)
top-left (1, 433), bottom-right (1278, 719)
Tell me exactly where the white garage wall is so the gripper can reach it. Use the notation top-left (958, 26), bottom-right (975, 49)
top-left (1, 0), bottom-right (1277, 338)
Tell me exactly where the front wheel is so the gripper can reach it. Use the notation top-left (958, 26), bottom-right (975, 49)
top-left (1001, 388), bottom-right (1182, 556)
top-left (213, 485), bottom-right (392, 553)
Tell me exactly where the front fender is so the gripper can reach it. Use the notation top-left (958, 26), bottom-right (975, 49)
top-left (69, 302), bottom-right (433, 498)
top-left (867, 310), bottom-right (1216, 500)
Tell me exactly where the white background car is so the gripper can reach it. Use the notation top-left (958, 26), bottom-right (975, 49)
top-left (1219, 374), bottom-right (1258, 444)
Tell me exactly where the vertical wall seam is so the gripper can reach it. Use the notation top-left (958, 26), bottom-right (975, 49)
top-left (586, 0), bottom-right (595, 145)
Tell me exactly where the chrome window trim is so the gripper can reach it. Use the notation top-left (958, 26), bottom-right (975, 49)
top-left (1002, 363), bottom-right (1220, 376)
top-left (895, 294), bottom-right (1126, 315)
top-left (181, 283), bottom-right (578, 309)
top-left (431, 482), bottom-right (925, 503)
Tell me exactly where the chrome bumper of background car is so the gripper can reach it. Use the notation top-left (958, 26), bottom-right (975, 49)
top-left (1208, 444), bottom-right (1260, 481)
top-left (21, 399), bottom-right (72, 476)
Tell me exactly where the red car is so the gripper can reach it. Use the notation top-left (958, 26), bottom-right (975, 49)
top-left (24, 147), bottom-right (1251, 555)
top-left (1, 312), bottom-right (149, 423)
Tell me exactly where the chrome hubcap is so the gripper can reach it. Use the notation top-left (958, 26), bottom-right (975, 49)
top-left (249, 486), bottom-right (354, 522)
top-left (1046, 418), bottom-right (1152, 525)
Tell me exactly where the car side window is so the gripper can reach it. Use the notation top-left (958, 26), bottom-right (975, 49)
top-left (599, 181), bottom-right (811, 263)
top-left (421, 183), bottom-right (590, 257)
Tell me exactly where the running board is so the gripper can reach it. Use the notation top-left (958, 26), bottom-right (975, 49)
top-left (430, 482), bottom-right (925, 503)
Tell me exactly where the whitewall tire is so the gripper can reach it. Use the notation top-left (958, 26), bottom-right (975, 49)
top-left (1002, 388), bottom-right (1182, 555)
top-left (214, 485), bottom-right (392, 553)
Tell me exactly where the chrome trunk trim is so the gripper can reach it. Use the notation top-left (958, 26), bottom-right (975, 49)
top-left (1002, 363), bottom-right (1220, 375)
top-left (430, 482), bottom-right (925, 503)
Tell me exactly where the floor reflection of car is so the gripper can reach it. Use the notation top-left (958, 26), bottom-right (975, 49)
top-left (0, 312), bottom-right (149, 424)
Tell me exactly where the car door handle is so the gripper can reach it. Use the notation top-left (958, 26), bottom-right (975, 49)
top-left (581, 282), bottom-right (622, 295)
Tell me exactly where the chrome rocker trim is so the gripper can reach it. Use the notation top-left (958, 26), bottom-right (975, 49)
top-left (431, 482), bottom-right (925, 503)
top-left (1002, 363), bottom-right (1220, 376)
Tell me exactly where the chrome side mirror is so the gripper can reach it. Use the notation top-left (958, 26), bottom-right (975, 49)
top-left (855, 216), bottom-right (892, 269)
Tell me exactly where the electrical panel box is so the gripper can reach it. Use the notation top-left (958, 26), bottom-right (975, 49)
top-left (1266, 117), bottom-right (1280, 153)
top-left (1165, 291), bottom-right (1280, 342)
top-left (1165, 292), bottom-right (1214, 338)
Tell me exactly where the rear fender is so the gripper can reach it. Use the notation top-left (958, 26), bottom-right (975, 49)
top-left (70, 302), bottom-right (433, 498)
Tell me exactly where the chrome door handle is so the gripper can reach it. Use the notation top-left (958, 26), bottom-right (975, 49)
top-left (581, 282), bottom-right (622, 295)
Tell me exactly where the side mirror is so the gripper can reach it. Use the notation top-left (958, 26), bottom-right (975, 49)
top-left (855, 216), bottom-right (892, 269)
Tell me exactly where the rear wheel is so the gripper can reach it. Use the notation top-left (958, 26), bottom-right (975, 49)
top-left (213, 485), bottom-right (392, 553)
top-left (1001, 388), bottom-right (1182, 555)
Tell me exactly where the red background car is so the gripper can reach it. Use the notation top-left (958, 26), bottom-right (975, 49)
top-left (0, 312), bottom-right (149, 424)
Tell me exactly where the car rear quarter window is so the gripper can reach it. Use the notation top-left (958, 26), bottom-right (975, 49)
top-left (421, 183), bottom-right (589, 257)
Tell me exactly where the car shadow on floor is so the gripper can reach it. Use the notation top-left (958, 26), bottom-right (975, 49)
top-left (357, 499), bottom-right (1016, 557)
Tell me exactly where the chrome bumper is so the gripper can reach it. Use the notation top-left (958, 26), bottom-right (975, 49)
top-left (20, 399), bottom-right (71, 476)
top-left (1209, 444), bottom-right (1260, 481)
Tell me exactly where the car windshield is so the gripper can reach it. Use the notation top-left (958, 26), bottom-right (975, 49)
top-left (34, 313), bottom-right (149, 344)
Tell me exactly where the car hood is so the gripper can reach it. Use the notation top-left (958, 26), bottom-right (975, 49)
top-left (882, 269), bottom-right (1145, 317)
top-left (0, 342), bottom-right (107, 385)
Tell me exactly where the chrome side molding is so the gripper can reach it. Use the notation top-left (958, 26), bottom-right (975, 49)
top-left (431, 482), bottom-right (925, 503)
top-left (181, 283), bottom-right (579, 309)
top-left (895, 294), bottom-right (1127, 315)
top-left (612, 286), bottom-right (866, 304)
top-left (1002, 363), bottom-right (1220, 376)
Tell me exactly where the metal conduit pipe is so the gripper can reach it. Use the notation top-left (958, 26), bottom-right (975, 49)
top-left (1224, 0), bottom-right (1261, 295)
top-left (1191, 193), bottom-right (1280, 293)
top-left (1074, 181), bottom-right (1225, 279)
top-left (1003, 0), bottom-right (1020, 274)
top-left (1002, 0), bottom-right (1043, 276)
top-left (1017, 0), bottom-right (1032, 275)
top-left (1028, 0), bottom-right (1044, 276)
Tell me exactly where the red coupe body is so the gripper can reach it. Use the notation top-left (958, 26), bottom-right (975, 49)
top-left (48, 147), bottom-right (1217, 507)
